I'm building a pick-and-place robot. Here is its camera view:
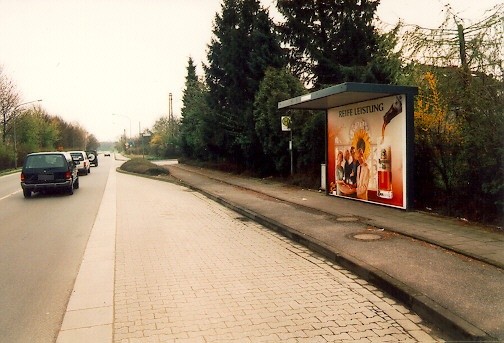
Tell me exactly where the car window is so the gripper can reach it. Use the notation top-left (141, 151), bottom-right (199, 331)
top-left (25, 156), bottom-right (45, 168)
top-left (70, 153), bottom-right (84, 161)
top-left (26, 155), bottom-right (66, 168)
top-left (47, 155), bottom-right (66, 167)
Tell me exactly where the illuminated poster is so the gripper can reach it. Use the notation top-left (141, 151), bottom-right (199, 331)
top-left (327, 95), bottom-right (406, 208)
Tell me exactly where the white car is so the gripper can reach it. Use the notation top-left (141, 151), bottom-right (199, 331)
top-left (68, 151), bottom-right (91, 175)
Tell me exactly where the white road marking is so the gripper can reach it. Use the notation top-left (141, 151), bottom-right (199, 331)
top-left (0, 190), bottom-right (21, 201)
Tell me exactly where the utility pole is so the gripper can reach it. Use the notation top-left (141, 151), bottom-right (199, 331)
top-left (168, 93), bottom-right (175, 140)
top-left (168, 93), bottom-right (174, 122)
top-left (456, 23), bottom-right (470, 87)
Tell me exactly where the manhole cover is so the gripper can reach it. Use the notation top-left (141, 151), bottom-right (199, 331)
top-left (353, 233), bottom-right (383, 241)
top-left (337, 216), bottom-right (359, 222)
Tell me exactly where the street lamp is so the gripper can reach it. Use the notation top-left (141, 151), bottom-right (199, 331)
top-left (112, 113), bottom-right (132, 139)
top-left (13, 99), bottom-right (43, 168)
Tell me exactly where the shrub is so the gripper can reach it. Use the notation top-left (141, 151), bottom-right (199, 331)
top-left (120, 158), bottom-right (169, 176)
top-left (0, 144), bottom-right (14, 170)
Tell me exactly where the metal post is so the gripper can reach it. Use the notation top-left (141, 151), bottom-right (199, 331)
top-left (290, 128), bottom-right (293, 176)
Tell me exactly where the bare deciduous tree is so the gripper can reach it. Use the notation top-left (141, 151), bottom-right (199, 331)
top-left (401, 3), bottom-right (503, 79)
top-left (0, 67), bottom-right (21, 143)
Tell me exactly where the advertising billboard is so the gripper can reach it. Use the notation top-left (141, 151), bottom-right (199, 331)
top-left (327, 95), bottom-right (407, 208)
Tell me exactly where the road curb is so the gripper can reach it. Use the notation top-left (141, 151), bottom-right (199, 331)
top-left (0, 169), bottom-right (21, 177)
top-left (174, 165), bottom-right (504, 270)
top-left (173, 177), bottom-right (493, 342)
top-left (117, 168), bottom-right (494, 341)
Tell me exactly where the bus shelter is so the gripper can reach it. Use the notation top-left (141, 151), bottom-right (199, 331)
top-left (278, 82), bottom-right (418, 209)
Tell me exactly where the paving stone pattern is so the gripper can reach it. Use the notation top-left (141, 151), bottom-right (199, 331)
top-left (114, 174), bottom-right (442, 342)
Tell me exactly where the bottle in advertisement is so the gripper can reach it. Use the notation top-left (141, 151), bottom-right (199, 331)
top-left (377, 145), bottom-right (393, 199)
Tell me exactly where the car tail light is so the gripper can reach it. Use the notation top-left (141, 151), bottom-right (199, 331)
top-left (21, 172), bottom-right (25, 182)
top-left (65, 171), bottom-right (72, 180)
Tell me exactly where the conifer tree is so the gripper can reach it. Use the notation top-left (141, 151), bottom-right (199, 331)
top-left (254, 67), bottom-right (306, 174)
top-left (204, 0), bottom-right (285, 167)
top-left (277, 0), bottom-right (383, 88)
top-left (180, 57), bottom-right (210, 159)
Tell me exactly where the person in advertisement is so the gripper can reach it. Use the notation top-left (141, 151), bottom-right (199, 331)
top-left (349, 146), bottom-right (359, 185)
top-left (343, 149), bottom-right (354, 185)
top-left (337, 147), bottom-right (358, 197)
top-left (356, 148), bottom-right (370, 200)
top-left (335, 150), bottom-right (345, 195)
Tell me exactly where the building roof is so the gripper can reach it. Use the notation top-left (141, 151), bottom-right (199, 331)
top-left (278, 82), bottom-right (418, 110)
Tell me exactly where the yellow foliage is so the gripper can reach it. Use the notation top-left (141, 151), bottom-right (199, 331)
top-left (150, 133), bottom-right (163, 145)
top-left (414, 72), bottom-right (460, 140)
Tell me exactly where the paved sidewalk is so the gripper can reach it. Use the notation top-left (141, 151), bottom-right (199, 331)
top-left (113, 172), bottom-right (441, 342)
top-left (164, 163), bottom-right (504, 342)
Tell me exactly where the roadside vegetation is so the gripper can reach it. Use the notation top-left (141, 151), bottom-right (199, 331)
top-left (174, 1), bottom-right (503, 226)
top-left (1, 1), bottom-right (502, 225)
top-left (119, 158), bottom-right (169, 177)
top-left (0, 71), bottom-right (100, 169)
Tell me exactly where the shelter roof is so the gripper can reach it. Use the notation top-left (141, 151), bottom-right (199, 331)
top-left (278, 82), bottom-right (418, 110)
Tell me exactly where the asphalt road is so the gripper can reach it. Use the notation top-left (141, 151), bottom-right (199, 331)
top-left (0, 172), bottom-right (20, 201)
top-left (0, 155), bottom-right (113, 342)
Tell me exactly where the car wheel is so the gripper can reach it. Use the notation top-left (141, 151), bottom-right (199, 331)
top-left (74, 177), bottom-right (80, 189)
top-left (88, 167), bottom-right (91, 174)
top-left (67, 184), bottom-right (74, 195)
top-left (23, 189), bottom-right (31, 198)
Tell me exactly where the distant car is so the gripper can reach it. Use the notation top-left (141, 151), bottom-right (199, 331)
top-left (104, 151), bottom-right (111, 157)
top-left (86, 150), bottom-right (98, 167)
top-left (69, 151), bottom-right (91, 175)
top-left (20, 151), bottom-right (79, 198)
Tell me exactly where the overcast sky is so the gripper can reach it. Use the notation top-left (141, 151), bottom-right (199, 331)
top-left (0, 0), bottom-right (500, 142)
